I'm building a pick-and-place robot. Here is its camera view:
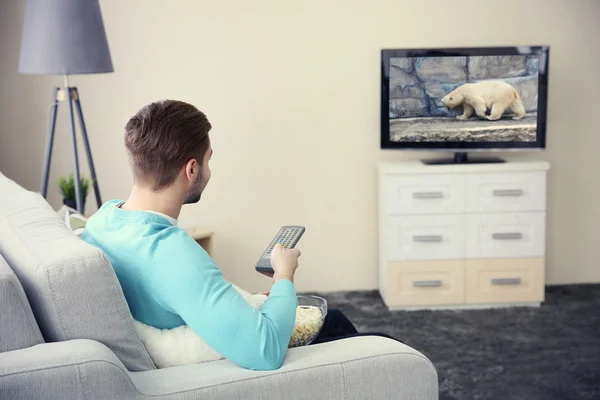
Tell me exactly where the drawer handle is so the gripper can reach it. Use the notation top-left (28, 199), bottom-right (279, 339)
top-left (412, 235), bottom-right (443, 243)
top-left (492, 189), bottom-right (524, 197)
top-left (492, 232), bottom-right (523, 240)
top-left (412, 191), bottom-right (444, 199)
top-left (413, 280), bottom-right (442, 287)
top-left (491, 277), bottom-right (522, 285)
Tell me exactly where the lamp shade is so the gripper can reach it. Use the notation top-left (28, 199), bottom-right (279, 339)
top-left (18, 0), bottom-right (114, 75)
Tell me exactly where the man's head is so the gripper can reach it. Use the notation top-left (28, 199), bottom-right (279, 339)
top-left (124, 100), bottom-right (212, 204)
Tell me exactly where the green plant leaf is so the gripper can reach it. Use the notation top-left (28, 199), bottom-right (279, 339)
top-left (57, 173), bottom-right (92, 200)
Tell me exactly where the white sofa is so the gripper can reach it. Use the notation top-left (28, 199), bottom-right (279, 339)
top-left (0, 171), bottom-right (438, 399)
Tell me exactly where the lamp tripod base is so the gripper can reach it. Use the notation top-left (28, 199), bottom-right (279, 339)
top-left (40, 86), bottom-right (102, 214)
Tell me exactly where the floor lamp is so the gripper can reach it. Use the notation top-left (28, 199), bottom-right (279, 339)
top-left (18, 0), bottom-right (114, 214)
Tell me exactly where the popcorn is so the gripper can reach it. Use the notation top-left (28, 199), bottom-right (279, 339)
top-left (289, 305), bottom-right (325, 347)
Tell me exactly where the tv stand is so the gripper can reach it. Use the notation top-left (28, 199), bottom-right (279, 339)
top-left (421, 152), bottom-right (506, 165)
top-left (377, 158), bottom-right (550, 310)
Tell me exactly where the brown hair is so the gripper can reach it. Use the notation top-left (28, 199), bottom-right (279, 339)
top-left (124, 100), bottom-right (211, 190)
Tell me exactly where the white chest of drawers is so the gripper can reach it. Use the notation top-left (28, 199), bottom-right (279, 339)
top-left (378, 158), bottom-right (550, 310)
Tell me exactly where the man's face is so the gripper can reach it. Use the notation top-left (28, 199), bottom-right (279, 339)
top-left (183, 147), bottom-right (212, 204)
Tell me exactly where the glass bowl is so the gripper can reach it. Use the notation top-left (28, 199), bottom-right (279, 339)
top-left (289, 295), bottom-right (328, 347)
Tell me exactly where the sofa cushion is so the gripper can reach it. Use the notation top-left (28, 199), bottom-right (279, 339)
top-left (0, 253), bottom-right (44, 352)
top-left (0, 171), bottom-right (156, 371)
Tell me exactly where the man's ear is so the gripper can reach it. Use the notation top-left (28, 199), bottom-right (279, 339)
top-left (184, 159), bottom-right (198, 180)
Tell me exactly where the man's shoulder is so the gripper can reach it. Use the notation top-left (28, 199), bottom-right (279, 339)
top-left (148, 228), bottom-right (218, 286)
top-left (81, 199), bottom-right (123, 236)
top-left (86, 199), bottom-right (123, 224)
top-left (96, 199), bottom-right (124, 213)
top-left (155, 227), bottom-right (211, 258)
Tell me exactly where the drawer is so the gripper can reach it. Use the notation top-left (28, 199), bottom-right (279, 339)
top-left (466, 171), bottom-right (546, 212)
top-left (466, 258), bottom-right (545, 304)
top-left (381, 174), bottom-right (466, 215)
top-left (384, 260), bottom-right (465, 307)
top-left (385, 215), bottom-right (466, 261)
top-left (466, 212), bottom-right (546, 259)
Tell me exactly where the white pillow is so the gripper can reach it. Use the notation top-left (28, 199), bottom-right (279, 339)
top-left (57, 205), bottom-right (88, 236)
top-left (134, 284), bottom-right (269, 368)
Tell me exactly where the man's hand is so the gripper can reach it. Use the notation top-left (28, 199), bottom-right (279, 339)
top-left (270, 243), bottom-right (301, 283)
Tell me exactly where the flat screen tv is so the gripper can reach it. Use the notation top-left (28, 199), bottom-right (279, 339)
top-left (380, 46), bottom-right (549, 164)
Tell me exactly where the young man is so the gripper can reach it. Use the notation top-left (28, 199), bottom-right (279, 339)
top-left (81, 100), bottom-right (302, 371)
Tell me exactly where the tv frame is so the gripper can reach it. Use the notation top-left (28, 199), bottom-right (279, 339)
top-left (380, 45), bottom-right (550, 152)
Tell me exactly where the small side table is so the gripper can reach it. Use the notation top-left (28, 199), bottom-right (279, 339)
top-left (185, 228), bottom-right (215, 257)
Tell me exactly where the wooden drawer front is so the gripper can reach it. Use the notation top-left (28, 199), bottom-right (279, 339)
top-left (466, 212), bottom-right (546, 259)
top-left (386, 215), bottom-right (466, 261)
top-left (382, 174), bottom-right (466, 215)
top-left (386, 261), bottom-right (465, 306)
top-left (466, 172), bottom-right (546, 212)
top-left (466, 258), bottom-right (544, 304)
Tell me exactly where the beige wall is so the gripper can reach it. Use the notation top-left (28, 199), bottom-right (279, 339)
top-left (1, 0), bottom-right (599, 293)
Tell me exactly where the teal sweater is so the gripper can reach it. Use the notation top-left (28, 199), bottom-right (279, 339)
top-left (80, 200), bottom-right (297, 370)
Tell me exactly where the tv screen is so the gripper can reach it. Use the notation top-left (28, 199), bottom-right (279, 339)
top-left (380, 46), bottom-right (549, 153)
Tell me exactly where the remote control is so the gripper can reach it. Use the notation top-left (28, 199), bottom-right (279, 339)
top-left (255, 226), bottom-right (305, 274)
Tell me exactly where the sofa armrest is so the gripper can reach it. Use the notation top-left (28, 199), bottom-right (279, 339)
top-left (0, 339), bottom-right (136, 400)
top-left (132, 335), bottom-right (438, 400)
top-left (0, 339), bottom-right (126, 376)
top-left (0, 336), bottom-right (438, 400)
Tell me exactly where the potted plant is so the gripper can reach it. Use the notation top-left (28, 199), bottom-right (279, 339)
top-left (58, 173), bottom-right (92, 212)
